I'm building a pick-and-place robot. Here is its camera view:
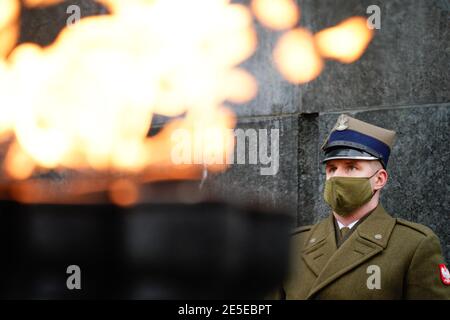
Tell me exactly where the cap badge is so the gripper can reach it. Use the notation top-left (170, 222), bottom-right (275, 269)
top-left (335, 115), bottom-right (349, 131)
top-left (439, 264), bottom-right (450, 285)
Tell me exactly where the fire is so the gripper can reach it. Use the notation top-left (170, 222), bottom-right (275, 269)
top-left (0, 0), bottom-right (19, 59)
top-left (273, 28), bottom-right (324, 84)
top-left (22, 0), bottom-right (65, 7)
top-left (251, 0), bottom-right (299, 30)
top-left (0, 0), bottom-right (374, 197)
top-left (315, 17), bottom-right (374, 63)
top-left (1, 0), bottom-right (251, 182)
top-left (109, 178), bottom-right (139, 207)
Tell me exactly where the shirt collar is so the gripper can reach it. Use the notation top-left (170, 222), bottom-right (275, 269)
top-left (337, 219), bottom-right (359, 230)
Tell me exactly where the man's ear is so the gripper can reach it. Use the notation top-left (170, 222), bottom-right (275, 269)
top-left (374, 169), bottom-right (388, 191)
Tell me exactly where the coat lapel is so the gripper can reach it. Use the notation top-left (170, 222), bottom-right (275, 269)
top-left (301, 214), bottom-right (337, 277)
top-left (305, 205), bottom-right (396, 299)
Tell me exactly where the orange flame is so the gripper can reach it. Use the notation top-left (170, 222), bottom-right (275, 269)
top-left (0, 0), bottom-right (19, 59)
top-left (109, 178), bottom-right (139, 207)
top-left (0, 0), bottom-right (374, 194)
top-left (251, 0), bottom-right (299, 30)
top-left (315, 16), bottom-right (374, 64)
top-left (273, 28), bottom-right (324, 84)
top-left (22, 0), bottom-right (66, 8)
top-left (0, 0), bottom-right (252, 182)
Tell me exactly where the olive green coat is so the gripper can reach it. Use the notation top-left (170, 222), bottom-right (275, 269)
top-left (278, 205), bottom-right (450, 299)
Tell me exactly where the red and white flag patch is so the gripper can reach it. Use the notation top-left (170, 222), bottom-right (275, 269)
top-left (439, 264), bottom-right (450, 285)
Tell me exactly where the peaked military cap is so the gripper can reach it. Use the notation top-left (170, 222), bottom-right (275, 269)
top-left (322, 114), bottom-right (396, 168)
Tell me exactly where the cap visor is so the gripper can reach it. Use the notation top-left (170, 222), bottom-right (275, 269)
top-left (323, 147), bottom-right (379, 163)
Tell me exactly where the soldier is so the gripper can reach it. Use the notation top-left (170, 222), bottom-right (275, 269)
top-left (279, 114), bottom-right (450, 299)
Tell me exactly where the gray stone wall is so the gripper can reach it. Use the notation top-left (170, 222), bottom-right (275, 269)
top-left (16, 0), bottom-right (450, 262)
top-left (206, 0), bottom-right (450, 262)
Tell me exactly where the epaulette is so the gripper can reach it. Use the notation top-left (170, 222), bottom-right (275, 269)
top-left (291, 225), bottom-right (312, 236)
top-left (396, 218), bottom-right (434, 237)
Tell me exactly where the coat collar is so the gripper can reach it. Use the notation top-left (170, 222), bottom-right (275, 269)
top-left (302, 204), bottom-right (396, 299)
top-left (301, 214), bottom-right (337, 277)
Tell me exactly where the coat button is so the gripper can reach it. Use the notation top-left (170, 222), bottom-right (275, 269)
top-left (374, 234), bottom-right (382, 240)
top-left (310, 238), bottom-right (316, 243)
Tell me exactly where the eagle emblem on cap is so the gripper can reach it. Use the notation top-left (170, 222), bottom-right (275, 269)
top-left (335, 114), bottom-right (349, 131)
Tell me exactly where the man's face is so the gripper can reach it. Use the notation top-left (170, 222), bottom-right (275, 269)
top-left (325, 159), bottom-right (381, 180)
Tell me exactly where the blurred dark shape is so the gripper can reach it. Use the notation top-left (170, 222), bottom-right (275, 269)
top-left (0, 180), bottom-right (292, 299)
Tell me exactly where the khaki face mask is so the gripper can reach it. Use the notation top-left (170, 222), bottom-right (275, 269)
top-left (324, 170), bottom-right (379, 216)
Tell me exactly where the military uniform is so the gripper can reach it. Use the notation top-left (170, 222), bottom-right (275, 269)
top-left (277, 114), bottom-right (450, 300)
top-left (281, 204), bottom-right (450, 299)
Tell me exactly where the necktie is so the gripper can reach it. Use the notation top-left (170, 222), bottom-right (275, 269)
top-left (340, 227), bottom-right (351, 238)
